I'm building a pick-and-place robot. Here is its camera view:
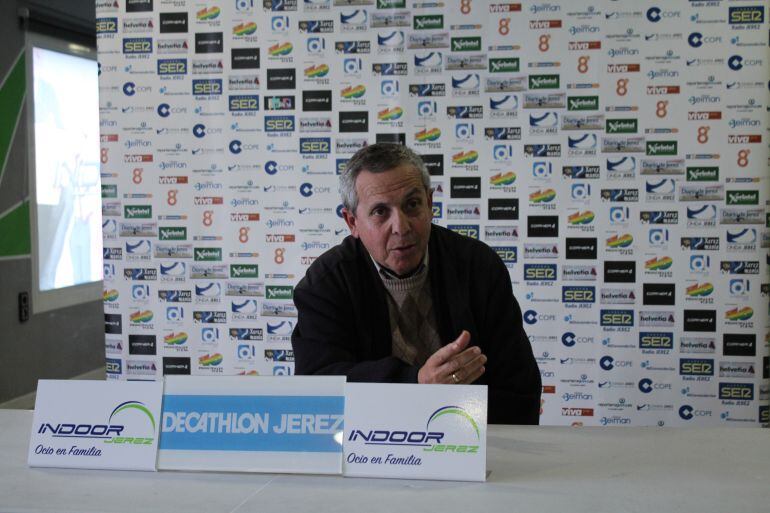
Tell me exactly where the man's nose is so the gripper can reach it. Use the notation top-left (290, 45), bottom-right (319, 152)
top-left (390, 209), bottom-right (411, 235)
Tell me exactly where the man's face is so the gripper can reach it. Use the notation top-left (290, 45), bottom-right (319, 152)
top-left (342, 164), bottom-right (433, 276)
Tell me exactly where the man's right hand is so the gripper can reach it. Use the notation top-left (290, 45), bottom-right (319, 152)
top-left (417, 330), bottom-right (487, 385)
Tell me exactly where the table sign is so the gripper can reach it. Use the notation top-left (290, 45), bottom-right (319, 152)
top-left (28, 380), bottom-right (163, 471)
top-left (157, 375), bottom-right (345, 474)
top-left (343, 383), bottom-right (487, 481)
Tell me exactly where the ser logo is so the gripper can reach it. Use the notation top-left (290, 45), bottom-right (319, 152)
top-left (729, 6), bottom-right (764, 25)
top-left (719, 383), bottom-right (753, 401)
top-left (157, 59), bottom-right (187, 75)
top-left (229, 95), bottom-right (259, 111)
top-left (193, 79), bottom-right (222, 96)
top-left (680, 358), bottom-right (714, 376)
top-left (300, 138), bottom-right (331, 154)
top-left (265, 115), bottom-right (295, 131)
top-left (123, 37), bottom-right (152, 54)
top-left (96, 18), bottom-right (118, 34)
top-left (562, 286), bottom-right (594, 303)
top-left (524, 264), bottom-right (556, 281)
top-left (600, 310), bottom-right (633, 327)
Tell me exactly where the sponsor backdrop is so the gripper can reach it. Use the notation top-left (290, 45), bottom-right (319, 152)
top-left (96, 0), bottom-right (769, 426)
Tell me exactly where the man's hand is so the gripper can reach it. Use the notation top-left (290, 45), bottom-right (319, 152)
top-left (418, 330), bottom-right (487, 384)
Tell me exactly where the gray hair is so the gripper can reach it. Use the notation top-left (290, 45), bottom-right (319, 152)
top-left (339, 143), bottom-right (431, 214)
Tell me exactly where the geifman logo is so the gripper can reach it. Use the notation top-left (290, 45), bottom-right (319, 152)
top-left (348, 405), bottom-right (480, 461)
top-left (36, 401), bottom-right (156, 456)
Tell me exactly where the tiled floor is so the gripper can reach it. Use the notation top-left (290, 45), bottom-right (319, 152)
top-left (0, 367), bottom-right (105, 410)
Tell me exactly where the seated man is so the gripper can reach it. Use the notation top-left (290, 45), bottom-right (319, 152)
top-left (291, 143), bottom-right (541, 424)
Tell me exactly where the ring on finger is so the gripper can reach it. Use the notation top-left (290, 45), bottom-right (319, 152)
top-left (451, 372), bottom-right (460, 384)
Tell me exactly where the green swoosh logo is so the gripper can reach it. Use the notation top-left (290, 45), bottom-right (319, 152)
top-left (109, 401), bottom-right (156, 432)
top-left (427, 406), bottom-right (480, 440)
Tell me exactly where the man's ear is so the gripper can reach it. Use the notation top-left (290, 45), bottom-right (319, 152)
top-left (341, 207), bottom-right (359, 238)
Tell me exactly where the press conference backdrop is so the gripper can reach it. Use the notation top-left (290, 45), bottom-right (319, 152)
top-left (96, 0), bottom-right (770, 426)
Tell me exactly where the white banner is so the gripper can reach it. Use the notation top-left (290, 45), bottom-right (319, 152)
top-left (97, 0), bottom-right (770, 427)
top-left (344, 383), bottom-right (487, 481)
top-left (28, 380), bottom-right (163, 471)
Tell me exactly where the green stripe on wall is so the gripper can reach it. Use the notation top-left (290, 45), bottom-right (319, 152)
top-left (0, 201), bottom-right (31, 256)
top-left (0, 52), bottom-right (26, 183)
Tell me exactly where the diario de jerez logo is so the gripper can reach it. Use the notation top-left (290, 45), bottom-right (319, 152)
top-left (348, 404), bottom-right (480, 464)
top-left (34, 401), bottom-right (156, 456)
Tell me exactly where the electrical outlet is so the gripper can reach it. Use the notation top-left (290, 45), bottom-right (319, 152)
top-left (19, 292), bottom-right (29, 323)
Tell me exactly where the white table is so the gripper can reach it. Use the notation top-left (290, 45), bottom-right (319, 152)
top-left (1, 410), bottom-right (767, 513)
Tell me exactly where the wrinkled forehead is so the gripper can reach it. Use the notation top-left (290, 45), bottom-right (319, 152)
top-left (355, 165), bottom-right (427, 203)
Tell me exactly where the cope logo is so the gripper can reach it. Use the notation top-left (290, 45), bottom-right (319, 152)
top-left (347, 405), bottom-right (480, 457)
top-left (646, 7), bottom-right (680, 22)
top-left (523, 310), bottom-right (556, 325)
top-left (35, 401), bottom-right (156, 448)
top-left (727, 55), bottom-right (762, 71)
top-left (638, 378), bottom-right (671, 393)
top-left (599, 356), bottom-right (632, 371)
top-left (679, 405), bottom-right (712, 420)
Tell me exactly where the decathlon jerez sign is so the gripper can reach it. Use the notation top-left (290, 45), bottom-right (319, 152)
top-left (344, 383), bottom-right (487, 481)
top-left (28, 380), bottom-right (163, 471)
top-left (157, 376), bottom-right (345, 474)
